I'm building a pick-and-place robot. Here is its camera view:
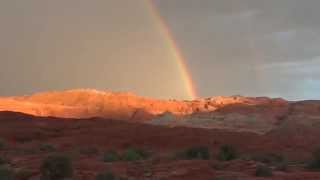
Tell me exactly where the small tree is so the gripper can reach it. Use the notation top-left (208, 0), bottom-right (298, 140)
top-left (218, 145), bottom-right (237, 161)
top-left (40, 154), bottom-right (73, 180)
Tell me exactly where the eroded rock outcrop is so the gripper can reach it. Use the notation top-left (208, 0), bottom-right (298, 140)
top-left (1, 89), bottom-right (320, 134)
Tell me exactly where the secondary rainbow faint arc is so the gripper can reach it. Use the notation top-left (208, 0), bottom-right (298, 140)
top-left (145, 0), bottom-right (198, 100)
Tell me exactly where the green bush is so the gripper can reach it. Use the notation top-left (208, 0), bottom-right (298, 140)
top-left (185, 146), bottom-right (210, 160)
top-left (275, 162), bottom-right (289, 172)
top-left (307, 149), bottom-right (320, 170)
top-left (0, 167), bottom-right (14, 180)
top-left (255, 164), bottom-right (273, 177)
top-left (39, 144), bottom-right (56, 152)
top-left (214, 176), bottom-right (240, 180)
top-left (15, 169), bottom-right (34, 180)
top-left (96, 171), bottom-right (115, 180)
top-left (22, 148), bottom-right (38, 155)
top-left (0, 156), bottom-right (8, 166)
top-left (218, 145), bottom-right (237, 161)
top-left (103, 150), bottom-right (120, 162)
top-left (214, 177), bottom-right (226, 180)
top-left (177, 146), bottom-right (210, 160)
top-left (246, 153), bottom-right (288, 172)
top-left (40, 154), bottom-right (73, 180)
top-left (0, 138), bottom-right (6, 150)
top-left (122, 148), bottom-right (149, 161)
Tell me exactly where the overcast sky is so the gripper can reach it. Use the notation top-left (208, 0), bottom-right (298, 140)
top-left (1, 0), bottom-right (320, 100)
top-left (155, 0), bottom-right (320, 100)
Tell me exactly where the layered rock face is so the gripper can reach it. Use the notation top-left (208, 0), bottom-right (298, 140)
top-left (0, 89), bottom-right (285, 120)
top-left (1, 89), bottom-right (320, 134)
top-left (0, 89), bottom-right (195, 120)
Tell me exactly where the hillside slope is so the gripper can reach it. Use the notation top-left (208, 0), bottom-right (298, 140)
top-left (1, 89), bottom-right (320, 134)
top-left (1, 111), bottom-right (320, 179)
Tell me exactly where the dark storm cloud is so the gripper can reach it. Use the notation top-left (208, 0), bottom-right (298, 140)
top-left (155, 0), bottom-right (320, 99)
top-left (155, 0), bottom-right (320, 63)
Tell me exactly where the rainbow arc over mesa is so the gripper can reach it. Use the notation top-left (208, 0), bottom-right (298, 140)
top-left (145, 0), bottom-right (198, 100)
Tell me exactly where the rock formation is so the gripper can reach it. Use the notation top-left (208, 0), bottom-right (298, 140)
top-left (1, 89), bottom-right (320, 134)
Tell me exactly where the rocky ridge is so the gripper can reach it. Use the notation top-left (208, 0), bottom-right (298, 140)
top-left (1, 89), bottom-right (320, 134)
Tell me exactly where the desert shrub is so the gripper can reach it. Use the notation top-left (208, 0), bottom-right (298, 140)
top-left (103, 150), bottom-right (120, 162)
top-left (253, 153), bottom-right (284, 165)
top-left (247, 153), bottom-right (288, 171)
top-left (96, 171), bottom-right (115, 180)
top-left (15, 169), bottom-right (34, 180)
top-left (79, 146), bottom-right (99, 156)
top-left (211, 162), bottom-right (226, 170)
top-left (14, 135), bottom-right (33, 144)
top-left (307, 149), bottom-right (320, 170)
top-left (0, 139), bottom-right (5, 150)
top-left (218, 145), bottom-right (237, 161)
top-left (39, 144), bottom-right (56, 152)
top-left (174, 151), bottom-right (186, 160)
top-left (255, 164), bottom-right (273, 177)
top-left (185, 146), bottom-right (210, 160)
top-left (122, 148), bottom-right (149, 161)
top-left (214, 176), bottom-right (240, 180)
top-left (22, 148), bottom-right (38, 155)
top-left (40, 154), bottom-right (73, 180)
top-left (176, 146), bottom-right (210, 160)
top-left (275, 161), bottom-right (289, 172)
top-left (0, 156), bottom-right (8, 165)
top-left (0, 167), bottom-right (14, 180)
top-left (214, 176), bottom-right (226, 180)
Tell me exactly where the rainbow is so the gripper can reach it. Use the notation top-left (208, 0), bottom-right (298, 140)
top-left (145, 0), bottom-right (198, 100)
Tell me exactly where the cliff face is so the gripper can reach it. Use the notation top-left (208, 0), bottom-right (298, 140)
top-left (1, 89), bottom-right (320, 134)
top-left (0, 89), bottom-right (193, 120)
top-left (1, 91), bottom-right (320, 179)
top-left (0, 89), bottom-right (287, 120)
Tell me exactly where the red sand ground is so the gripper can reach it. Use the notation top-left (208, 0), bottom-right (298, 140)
top-left (1, 111), bottom-right (320, 180)
top-left (1, 90), bottom-right (320, 179)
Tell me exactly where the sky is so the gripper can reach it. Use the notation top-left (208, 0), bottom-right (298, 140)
top-left (1, 0), bottom-right (320, 100)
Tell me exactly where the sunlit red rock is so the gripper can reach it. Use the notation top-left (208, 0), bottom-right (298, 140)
top-left (1, 89), bottom-right (320, 134)
top-left (0, 89), bottom-right (287, 120)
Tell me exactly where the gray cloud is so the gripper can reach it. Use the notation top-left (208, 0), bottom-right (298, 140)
top-left (155, 0), bottom-right (320, 99)
top-left (0, 0), bottom-right (320, 100)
